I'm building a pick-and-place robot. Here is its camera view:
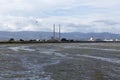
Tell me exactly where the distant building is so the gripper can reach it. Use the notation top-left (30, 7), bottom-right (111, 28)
top-left (88, 37), bottom-right (95, 41)
top-left (36, 39), bottom-right (40, 41)
top-left (104, 39), bottom-right (113, 41)
top-left (115, 39), bottom-right (120, 41)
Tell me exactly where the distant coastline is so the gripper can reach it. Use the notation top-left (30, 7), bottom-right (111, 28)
top-left (0, 41), bottom-right (119, 44)
top-left (0, 31), bottom-right (120, 44)
top-left (0, 31), bottom-right (120, 41)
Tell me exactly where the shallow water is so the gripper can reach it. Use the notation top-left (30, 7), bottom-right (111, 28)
top-left (0, 43), bottom-right (120, 80)
top-left (77, 54), bottom-right (120, 64)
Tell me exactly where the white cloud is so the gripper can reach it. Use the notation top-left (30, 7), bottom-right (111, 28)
top-left (0, 0), bottom-right (119, 33)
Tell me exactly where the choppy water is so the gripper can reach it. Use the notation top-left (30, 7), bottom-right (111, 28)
top-left (0, 43), bottom-right (120, 80)
top-left (77, 54), bottom-right (120, 64)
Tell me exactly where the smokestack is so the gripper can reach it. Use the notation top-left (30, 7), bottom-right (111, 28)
top-left (53, 24), bottom-right (55, 39)
top-left (59, 24), bottom-right (61, 41)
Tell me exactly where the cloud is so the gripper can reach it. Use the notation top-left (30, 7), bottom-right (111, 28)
top-left (0, 16), bottom-right (48, 31)
top-left (0, 0), bottom-right (120, 33)
top-left (94, 20), bottom-right (119, 25)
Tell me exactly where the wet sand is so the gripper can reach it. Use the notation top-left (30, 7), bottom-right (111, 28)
top-left (0, 43), bottom-right (120, 80)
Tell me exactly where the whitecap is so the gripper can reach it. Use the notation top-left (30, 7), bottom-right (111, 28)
top-left (78, 47), bottom-right (120, 52)
top-left (8, 46), bottom-right (35, 52)
top-left (77, 54), bottom-right (120, 64)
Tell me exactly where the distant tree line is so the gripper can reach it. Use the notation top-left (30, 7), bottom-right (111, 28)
top-left (7, 37), bottom-right (120, 43)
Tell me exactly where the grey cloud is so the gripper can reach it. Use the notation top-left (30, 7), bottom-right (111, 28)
top-left (62, 23), bottom-right (94, 32)
top-left (0, 16), bottom-right (44, 31)
top-left (66, 23), bottom-right (91, 28)
top-left (94, 20), bottom-right (119, 25)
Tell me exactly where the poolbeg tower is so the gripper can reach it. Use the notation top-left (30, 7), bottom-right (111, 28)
top-left (59, 24), bottom-right (61, 41)
top-left (52, 24), bottom-right (61, 41)
top-left (53, 24), bottom-right (56, 40)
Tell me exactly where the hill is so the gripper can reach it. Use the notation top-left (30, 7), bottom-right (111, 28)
top-left (0, 31), bottom-right (119, 40)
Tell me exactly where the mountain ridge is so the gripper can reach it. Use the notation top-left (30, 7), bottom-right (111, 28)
top-left (0, 31), bottom-right (119, 40)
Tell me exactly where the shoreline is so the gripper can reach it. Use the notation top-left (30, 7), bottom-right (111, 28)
top-left (0, 41), bottom-right (120, 44)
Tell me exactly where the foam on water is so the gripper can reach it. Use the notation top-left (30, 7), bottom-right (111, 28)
top-left (0, 57), bottom-right (59, 80)
top-left (77, 54), bottom-right (120, 64)
top-left (78, 47), bottom-right (120, 52)
top-left (0, 74), bottom-right (53, 80)
top-left (39, 49), bottom-right (68, 58)
top-left (39, 49), bottom-right (56, 55)
top-left (8, 46), bottom-right (35, 52)
top-left (54, 52), bottom-right (67, 57)
top-left (64, 45), bottom-right (120, 52)
top-left (18, 56), bottom-right (60, 80)
top-left (1, 47), bottom-right (62, 80)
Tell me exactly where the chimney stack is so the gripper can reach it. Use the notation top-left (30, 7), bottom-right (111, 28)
top-left (59, 24), bottom-right (61, 41)
top-left (53, 24), bottom-right (56, 39)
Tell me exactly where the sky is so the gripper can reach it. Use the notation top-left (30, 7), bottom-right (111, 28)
top-left (0, 0), bottom-right (120, 33)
